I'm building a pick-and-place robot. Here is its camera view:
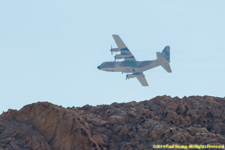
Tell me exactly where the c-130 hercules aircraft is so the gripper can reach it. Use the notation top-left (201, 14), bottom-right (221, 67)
top-left (97, 35), bottom-right (172, 86)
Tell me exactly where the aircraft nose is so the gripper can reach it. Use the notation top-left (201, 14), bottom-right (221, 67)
top-left (97, 66), bottom-right (101, 70)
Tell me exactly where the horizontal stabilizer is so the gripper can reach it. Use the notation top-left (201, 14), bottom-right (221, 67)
top-left (157, 52), bottom-right (172, 73)
top-left (161, 63), bottom-right (172, 73)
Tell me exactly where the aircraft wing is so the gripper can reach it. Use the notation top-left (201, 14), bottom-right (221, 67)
top-left (136, 73), bottom-right (149, 86)
top-left (112, 34), bottom-right (136, 61)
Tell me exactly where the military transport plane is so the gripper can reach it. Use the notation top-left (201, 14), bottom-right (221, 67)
top-left (97, 35), bottom-right (172, 86)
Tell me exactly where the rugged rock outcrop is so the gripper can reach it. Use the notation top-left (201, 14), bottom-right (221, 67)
top-left (0, 96), bottom-right (225, 150)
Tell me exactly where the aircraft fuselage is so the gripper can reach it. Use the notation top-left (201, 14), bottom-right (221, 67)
top-left (97, 34), bottom-right (171, 86)
top-left (97, 60), bottom-right (160, 73)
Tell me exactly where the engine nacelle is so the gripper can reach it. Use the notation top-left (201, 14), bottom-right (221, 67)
top-left (115, 54), bottom-right (132, 60)
top-left (110, 48), bottom-right (121, 53)
top-left (126, 73), bottom-right (143, 79)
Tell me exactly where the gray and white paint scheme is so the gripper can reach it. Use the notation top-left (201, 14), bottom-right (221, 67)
top-left (97, 35), bottom-right (172, 86)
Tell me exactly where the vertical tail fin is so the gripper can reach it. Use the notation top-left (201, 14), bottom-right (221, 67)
top-left (156, 46), bottom-right (172, 73)
top-left (161, 46), bottom-right (170, 62)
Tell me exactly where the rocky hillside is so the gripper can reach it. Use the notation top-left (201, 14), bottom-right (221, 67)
top-left (0, 96), bottom-right (225, 150)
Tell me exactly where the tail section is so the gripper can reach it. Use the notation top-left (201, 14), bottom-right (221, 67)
top-left (156, 46), bottom-right (172, 73)
top-left (161, 46), bottom-right (170, 62)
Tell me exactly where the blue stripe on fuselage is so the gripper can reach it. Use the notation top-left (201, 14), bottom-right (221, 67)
top-left (122, 61), bottom-right (137, 67)
top-left (137, 61), bottom-right (153, 68)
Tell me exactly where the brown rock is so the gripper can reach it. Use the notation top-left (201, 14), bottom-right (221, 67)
top-left (0, 96), bottom-right (225, 149)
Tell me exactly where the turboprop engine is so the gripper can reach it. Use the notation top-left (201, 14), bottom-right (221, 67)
top-left (114, 54), bottom-right (132, 60)
top-left (110, 48), bottom-right (121, 54)
top-left (126, 73), bottom-right (144, 80)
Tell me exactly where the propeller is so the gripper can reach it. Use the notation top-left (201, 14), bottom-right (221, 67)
top-left (110, 45), bottom-right (113, 55)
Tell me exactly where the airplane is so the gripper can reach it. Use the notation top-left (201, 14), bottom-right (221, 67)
top-left (97, 35), bottom-right (172, 86)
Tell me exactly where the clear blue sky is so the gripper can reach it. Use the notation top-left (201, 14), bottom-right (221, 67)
top-left (0, 0), bottom-right (225, 112)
